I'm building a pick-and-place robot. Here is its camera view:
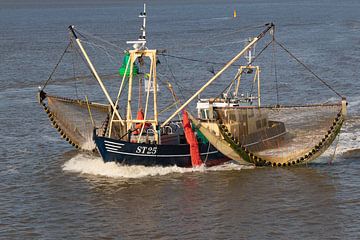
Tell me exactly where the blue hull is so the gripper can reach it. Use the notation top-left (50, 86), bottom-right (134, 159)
top-left (94, 135), bottom-right (230, 167)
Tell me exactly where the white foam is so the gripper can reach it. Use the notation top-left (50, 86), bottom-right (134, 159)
top-left (317, 117), bottom-right (360, 160)
top-left (80, 139), bottom-right (96, 151)
top-left (347, 95), bottom-right (360, 114)
top-left (337, 118), bottom-right (360, 153)
top-left (62, 154), bottom-right (252, 179)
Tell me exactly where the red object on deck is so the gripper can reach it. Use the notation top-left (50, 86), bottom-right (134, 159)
top-left (132, 110), bottom-right (143, 135)
top-left (182, 111), bottom-right (202, 167)
top-left (134, 109), bottom-right (150, 135)
top-left (135, 110), bottom-right (144, 127)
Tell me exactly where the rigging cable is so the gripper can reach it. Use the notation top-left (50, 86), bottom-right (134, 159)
top-left (208, 24), bottom-right (265, 39)
top-left (70, 40), bottom-right (79, 99)
top-left (274, 40), bottom-right (343, 98)
top-left (74, 27), bottom-right (124, 52)
top-left (70, 37), bottom-right (104, 91)
top-left (85, 96), bottom-right (95, 127)
top-left (219, 40), bottom-right (273, 98)
top-left (158, 53), bottom-right (242, 67)
top-left (41, 42), bottom-right (71, 90)
top-left (161, 55), bottom-right (187, 100)
top-left (70, 37), bottom-right (101, 100)
top-left (272, 33), bottom-right (280, 106)
top-left (183, 24), bottom-right (265, 48)
top-left (81, 40), bottom-right (120, 66)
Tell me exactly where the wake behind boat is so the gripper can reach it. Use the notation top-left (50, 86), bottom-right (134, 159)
top-left (94, 133), bottom-right (227, 167)
top-left (37, 4), bottom-right (347, 168)
top-left (38, 4), bottom-right (231, 168)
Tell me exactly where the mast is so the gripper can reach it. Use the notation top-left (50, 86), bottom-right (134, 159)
top-left (68, 25), bottom-right (124, 126)
top-left (124, 50), bottom-right (158, 142)
top-left (234, 39), bottom-right (261, 107)
top-left (126, 3), bottom-right (147, 50)
top-left (161, 23), bottom-right (274, 127)
top-left (123, 3), bottom-right (160, 142)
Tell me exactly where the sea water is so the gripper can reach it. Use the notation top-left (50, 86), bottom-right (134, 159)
top-left (1, 0), bottom-right (360, 239)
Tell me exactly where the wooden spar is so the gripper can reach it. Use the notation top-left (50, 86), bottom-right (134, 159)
top-left (342, 98), bottom-right (347, 116)
top-left (109, 59), bottom-right (131, 137)
top-left (126, 53), bottom-right (134, 131)
top-left (234, 69), bottom-right (241, 97)
top-left (161, 23), bottom-right (274, 127)
top-left (125, 49), bottom-right (159, 143)
top-left (167, 82), bottom-right (182, 120)
top-left (85, 95), bottom-right (95, 127)
top-left (153, 54), bottom-right (158, 128)
top-left (68, 26), bottom-right (124, 126)
top-left (256, 66), bottom-right (261, 107)
top-left (137, 54), bottom-right (154, 142)
top-left (234, 65), bottom-right (260, 106)
top-left (115, 59), bottom-right (130, 108)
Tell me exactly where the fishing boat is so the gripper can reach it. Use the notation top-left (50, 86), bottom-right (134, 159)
top-left (38, 4), bottom-right (230, 167)
top-left (91, 6), bottom-right (231, 167)
top-left (38, 4), bottom-right (346, 168)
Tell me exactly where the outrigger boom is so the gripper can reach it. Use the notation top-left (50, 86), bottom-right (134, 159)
top-left (68, 25), bottom-right (125, 126)
top-left (38, 4), bottom-right (346, 168)
top-left (161, 23), bottom-right (275, 127)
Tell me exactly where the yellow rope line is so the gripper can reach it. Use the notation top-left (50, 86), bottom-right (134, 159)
top-left (85, 96), bottom-right (95, 127)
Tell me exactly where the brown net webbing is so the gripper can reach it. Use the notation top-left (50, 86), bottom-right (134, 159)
top-left (215, 103), bottom-right (344, 166)
top-left (41, 95), bottom-right (110, 151)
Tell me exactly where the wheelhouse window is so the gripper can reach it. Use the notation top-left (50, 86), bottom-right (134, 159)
top-left (200, 109), bottom-right (208, 119)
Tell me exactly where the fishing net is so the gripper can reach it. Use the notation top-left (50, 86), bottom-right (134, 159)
top-left (213, 102), bottom-right (345, 166)
top-left (36, 26), bottom-right (131, 151)
top-left (40, 94), bottom-right (110, 151)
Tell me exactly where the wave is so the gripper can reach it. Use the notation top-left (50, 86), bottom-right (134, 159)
top-left (347, 95), bottom-right (360, 115)
top-left (62, 154), bottom-right (253, 179)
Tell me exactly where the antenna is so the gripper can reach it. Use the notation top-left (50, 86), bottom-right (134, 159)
top-left (245, 38), bottom-right (256, 65)
top-left (127, 3), bottom-right (147, 50)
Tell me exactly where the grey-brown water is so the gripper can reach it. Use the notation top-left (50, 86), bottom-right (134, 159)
top-left (1, 0), bottom-right (360, 239)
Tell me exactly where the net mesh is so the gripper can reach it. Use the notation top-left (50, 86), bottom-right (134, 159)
top-left (44, 95), bottom-right (110, 151)
top-left (215, 103), bottom-right (344, 165)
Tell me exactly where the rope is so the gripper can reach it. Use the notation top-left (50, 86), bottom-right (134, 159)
top-left (85, 96), bottom-right (95, 127)
top-left (183, 24), bottom-right (265, 48)
top-left (272, 38), bottom-right (280, 105)
top-left (70, 38), bottom-right (103, 87)
top-left (41, 42), bottom-right (71, 90)
top-left (70, 40), bottom-right (100, 99)
top-left (260, 102), bottom-right (342, 109)
top-left (204, 141), bottom-right (211, 164)
top-left (219, 40), bottom-right (273, 98)
top-left (70, 41), bottom-right (79, 99)
top-left (329, 130), bottom-right (341, 165)
top-left (74, 27), bottom-right (124, 52)
top-left (218, 109), bottom-right (344, 167)
top-left (209, 24), bottom-right (265, 39)
top-left (158, 100), bottom-right (181, 115)
top-left (81, 40), bottom-right (120, 65)
top-left (158, 53), bottom-right (242, 67)
top-left (274, 40), bottom-right (343, 98)
top-left (161, 55), bottom-right (187, 100)
top-left (205, 39), bottom-right (249, 48)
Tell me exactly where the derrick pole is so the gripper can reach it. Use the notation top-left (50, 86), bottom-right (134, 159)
top-left (161, 23), bottom-right (275, 127)
top-left (68, 25), bottom-right (124, 126)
